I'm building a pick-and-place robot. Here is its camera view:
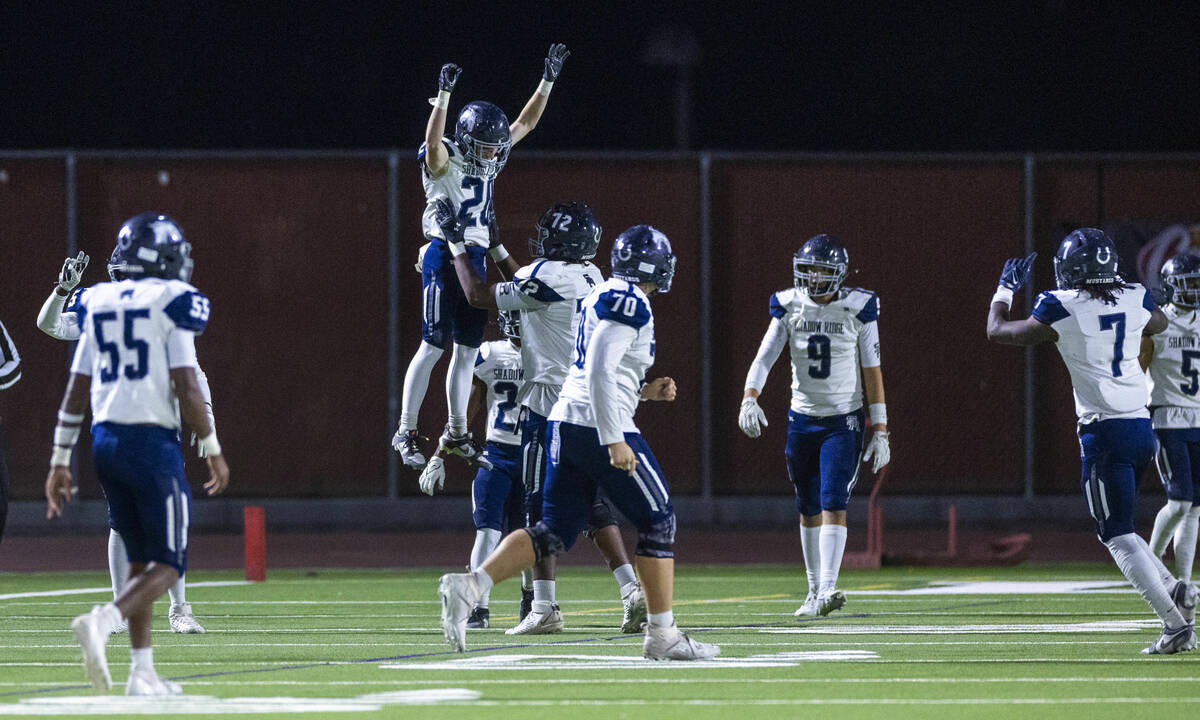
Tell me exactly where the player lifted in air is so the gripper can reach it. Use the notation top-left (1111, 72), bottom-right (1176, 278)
top-left (1143, 253), bottom-right (1200, 583)
top-left (392, 44), bottom-right (570, 471)
top-left (420, 311), bottom-right (527, 628)
top-left (433, 200), bottom-right (646, 635)
top-left (438, 225), bottom-right (717, 660)
top-left (738, 234), bottom-right (890, 618)
top-left (38, 239), bottom-right (213, 635)
top-left (987, 229), bottom-right (1197, 655)
top-left (44, 213), bottom-right (231, 694)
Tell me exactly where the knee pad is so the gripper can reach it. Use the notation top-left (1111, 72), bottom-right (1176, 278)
top-left (523, 521), bottom-right (565, 562)
top-left (584, 499), bottom-right (618, 539)
top-left (636, 513), bottom-right (676, 559)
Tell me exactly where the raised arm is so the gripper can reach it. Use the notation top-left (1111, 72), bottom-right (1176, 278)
top-left (436, 199), bottom-right (544, 311)
top-left (985, 253), bottom-right (1059, 346)
top-left (424, 64), bottom-right (462, 177)
top-left (37, 252), bottom-right (89, 340)
top-left (509, 44), bottom-right (568, 146)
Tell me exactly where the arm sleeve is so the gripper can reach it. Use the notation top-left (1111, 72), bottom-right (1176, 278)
top-left (166, 329), bottom-right (199, 369)
top-left (37, 291), bottom-right (82, 340)
top-left (494, 278), bottom-right (560, 312)
top-left (744, 318), bottom-right (788, 392)
top-left (585, 320), bottom-right (639, 446)
top-left (858, 320), bottom-right (882, 368)
top-left (0, 321), bottom-right (21, 389)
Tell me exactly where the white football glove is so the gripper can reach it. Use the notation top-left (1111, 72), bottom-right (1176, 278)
top-left (418, 456), bottom-right (445, 496)
top-left (862, 431), bottom-right (891, 473)
top-left (58, 251), bottom-right (89, 292)
top-left (414, 241), bottom-right (431, 273)
top-left (738, 397), bottom-right (768, 438)
top-left (193, 403), bottom-right (217, 457)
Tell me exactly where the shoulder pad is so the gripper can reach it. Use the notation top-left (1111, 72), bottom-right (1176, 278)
top-left (843, 289), bottom-right (879, 322)
top-left (1032, 291), bottom-right (1070, 326)
top-left (516, 277), bottom-right (567, 303)
top-left (594, 289), bottom-right (651, 329)
top-left (1140, 286), bottom-right (1156, 313)
top-left (769, 292), bottom-right (787, 319)
top-left (163, 290), bottom-right (211, 334)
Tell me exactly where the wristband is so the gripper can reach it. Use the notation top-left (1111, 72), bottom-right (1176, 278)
top-left (991, 286), bottom-right (1014, 307)
top-left (197, 433), bottom-right (222, 457)
top-left (53, 425), bottom-right (80, 446)
top-left (58, 410), bottom-right (84, 424)
top-left (537, 79), bottom-right (553, 97)
top-left (447, 240), bottom-right (466, 257)
top-left (869, 403), bottom-right (887, 427)
top-left (50, 446), bottom-right (72, 467)
top-left (488, 244), bottom-right (510, 262)
top-left (430, 90), bottom-right (451, 110)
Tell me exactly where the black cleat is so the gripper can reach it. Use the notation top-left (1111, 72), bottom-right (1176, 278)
top-left (439, 427), bottom-right (493, 470)
top-left (466, 606), bottom-right (490, 629)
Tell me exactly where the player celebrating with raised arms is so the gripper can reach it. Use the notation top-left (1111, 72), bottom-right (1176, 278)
top-left (1143, 253), bottom-right (1200, 584)
top-left (437, 226), bottom-right (717, 660)
top-left (433, 200), bottom-right (646, 635)
top-left (987, 229), bottom-right (1197, 655)
top-left (44, 213), bottom-right (230, 694)
top-left (738, 234), bottom-right (889, 618)
top-left (392, 43), bottom-right (570, 471)
top-left (38, 243), bottom-right (213, 635)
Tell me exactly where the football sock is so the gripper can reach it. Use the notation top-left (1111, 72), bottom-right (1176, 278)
top-left (1174, 506), bottom-right (1200, 581)
top-left (532, 580), bottom-right (556, 614)
top-left (130, 647), bottom-right (154, 671)
top-left (470, 529), bottom-right (502, 608)
top-left (1105, 533), bottom-right (1185, 627)
top-left (647, 610), bottom-right (674, 628)
top-left (613, 563), bottom-right (637, 589)
top-left (1150, 500), bottom-right (1191, 557)
top-left (1132, 533), bottom-right (1177, 587)
top-left (818, 524), bottom-right (848, 593)
top-left (107, 530), bottom-right (130, 598)
top-left (470, 568), bottom-right (494, 596)
top-left (799, 524), bottom-right (821, 594)
top-left (446, 344), bottom-right (477, 435)
top-left (168, 574), bottom-right (186, 606)
top-left (400, 342), bottom-right (444, 431)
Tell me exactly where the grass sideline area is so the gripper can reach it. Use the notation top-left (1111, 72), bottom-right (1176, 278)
top-left (0, 564), bottom-right (1197, 718)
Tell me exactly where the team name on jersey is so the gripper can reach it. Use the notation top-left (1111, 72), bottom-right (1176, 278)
top-left (492, 367), bottom-right (524, 381)
top-left (1168, 335), bottom-right (1199, 350)
top-left (795, 319), bottom-right (847, 335)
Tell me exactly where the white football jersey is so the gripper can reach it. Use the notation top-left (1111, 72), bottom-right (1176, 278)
top-left (419, 138), bottom-right (493, 248)
top-left (494, 259), bottom-right (604, 417)
top-left (473, 340), bottom-right (525, 446)
top-left (746, 287), bottom-right (881, 417)
top-left (551, 279), bottom-right (655, 444)
top-left (70, 278), bottom-right (208, 429)
top-left (1032, 285), bottom-right (1155, 424)
top-left (1148, 303), bottom-right (1200, 428)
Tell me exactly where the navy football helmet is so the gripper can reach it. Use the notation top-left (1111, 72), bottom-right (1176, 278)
top-left (1053, 228), bottom-right (1120, 290)
top-left (499, 310), bottom-right (521, 344)
top-left (455, 101), bottom-right (512, 180)
top-left (610, 225), bottom-right (676, 293)
top-left (1161, 252), bottom-right (1200, 309)
top-left (107, 212), bottom-right (192, 282)
top-left (793, 234), bottom-right (849, 296)
top-left (530, 202), bottom-right (601, 261)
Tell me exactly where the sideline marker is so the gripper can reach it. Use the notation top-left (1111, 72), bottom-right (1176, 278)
top-left (244, 506), bottom-right (267, 582)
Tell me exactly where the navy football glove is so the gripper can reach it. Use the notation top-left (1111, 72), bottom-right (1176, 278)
top-left (999, 252), bottom-right (1036, 292)
top-left (434, 198), bottom-right (464, 243)
top-left (487, 209), bottom-right (501, 249)
top-left (438, 63), bottom-right (461, 93)
top-left (1151, 283), bottom-right (1174, 307)
top-left (543, 44), bottom-right (569, 81)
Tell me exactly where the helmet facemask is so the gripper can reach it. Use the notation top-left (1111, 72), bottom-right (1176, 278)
top-left (1166, 270), bottom-right (1200, 309)
top-left (460, 135), bottom-right (511, 180)
top-left (793, 257), bottom-right (846, 296)
top-left (498, 311), bottom-right (521, 345)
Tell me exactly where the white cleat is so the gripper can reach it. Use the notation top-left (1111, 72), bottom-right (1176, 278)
top-left (112, 619), bottom-right (129, 635)
top-left (643, 624), bottom-right (721, 661)
top-left (392, 429), bottom-right (427, 469)
top-left (439, 428), bottom-right (493, 470)
top-left (621, 584), bottom-right (647, 633)
top-left (1170, 580), bottom-right (1198, 626)
top-left (793, 591), bottom-right (821, 618)
top-left (70, 606), bottom-right (113, 692)
top-left (168, 603), bottom-right (206, 634)
top-left (817, 589), bottom-right (846, 616)
top-left (125, 666), bottom-right (183, 696)
top-left (506, 605), bottom-right (564, 635)
top-left (438, 573), bottom-right (481, 652)
top-left (1141, 623), bottom-right (1197, 655)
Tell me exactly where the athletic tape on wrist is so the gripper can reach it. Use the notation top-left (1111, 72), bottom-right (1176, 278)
top-left (57, 410), bottom-right (84, 424)
top-left (537, 79), bottom-right (554, 97)
top-left (197, 433), bottom-right (222, 457)
top-left (50, 446), bottom-right (72, 467)
top-left (53, 425), bottom-right (80, 447)
top-left (869, 403), bottom-right (887, 427)
top-left (489, 244), bottom-right (510, 262)
top-left (431, 90), bottom-right (450, 110)
top-left (447, 240), bottom-right (467, 257)
top-left (991, 286), bottom-right (1014, 307)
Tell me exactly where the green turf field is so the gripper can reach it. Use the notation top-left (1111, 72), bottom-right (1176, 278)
top-left (0, 564), bottom-right (1197, 718)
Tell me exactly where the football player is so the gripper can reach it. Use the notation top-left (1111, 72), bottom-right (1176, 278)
top-left (392, 44), bottom-right (570, 472)
top-left (437, 226), bottom-right (718, 660)
top-left (1143, 252), bottom-right (1200, 583)
top-left (987, 228), bottom-right (1197, 655)
top-left (44, 212), bottom-right (231, 694)
top-left (738, 234), bottom-right (890, 618)
top-left (0, 317), bottom-right (20, 548)
top-left (38, 249), bottom-right (212, 635)
top-left (419, 311), bottom-right (527, 628)
top-left (440, 200), bottom-right (646, 635)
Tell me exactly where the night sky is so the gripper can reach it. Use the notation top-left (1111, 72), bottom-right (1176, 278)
top-left (1, 2), bottom-right (1197, 152)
